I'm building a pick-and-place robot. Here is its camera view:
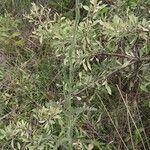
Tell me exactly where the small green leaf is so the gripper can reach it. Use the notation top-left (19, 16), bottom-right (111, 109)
top-left (88, 143), bottom-right (94, 150)
top-left (83, 5), bottom-right (89, 11)
top-left (103, 80), bottom-right (112, 95)
top-left (83, 60), bottom-right (88, 71)
top-left (122, 61), bottom-right (130, 68)
top-left (87, 61), bottom-right (92, 71)
top-left (105, 83), bottom-right (112, 95)
top-left (11, 32), bottom-right (20, 38)
top-left (76, 96), bottom-right (82, 101)
top-left (140, 83), bottom-right (150, 92)
top-left (39, 36), bottom-right (43, 44)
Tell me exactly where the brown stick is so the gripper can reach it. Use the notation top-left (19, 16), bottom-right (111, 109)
top-left (95, 52), bottom-right (150, 62)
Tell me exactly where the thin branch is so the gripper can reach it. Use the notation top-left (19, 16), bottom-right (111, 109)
top-left (0, 112), bottom-right (12, 121)
top-left (95, 52), bottom-right (150, 62)
top-left (117, 85), bottom-right (147, 150)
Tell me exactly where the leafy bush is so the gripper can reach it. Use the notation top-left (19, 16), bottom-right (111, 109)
top-left (0, 15), bottom-right (24, 53)
top-left (0, 0), bottom-right (150, 149)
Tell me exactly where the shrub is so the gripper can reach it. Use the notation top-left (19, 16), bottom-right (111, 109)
top-left (0, 0), bottom-right (150, 149)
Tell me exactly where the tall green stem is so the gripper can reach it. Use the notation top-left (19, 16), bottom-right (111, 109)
top-left (66, 0), bottom-right (80, 149)
top-left (67, 0), bottom-right (80, 108)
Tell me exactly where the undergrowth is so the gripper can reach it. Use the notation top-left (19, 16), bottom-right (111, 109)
top-left (0, 0), bottom-right (150, 149)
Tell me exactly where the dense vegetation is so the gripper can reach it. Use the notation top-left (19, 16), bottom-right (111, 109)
top-left (0, 0), bottom-right (150, 149)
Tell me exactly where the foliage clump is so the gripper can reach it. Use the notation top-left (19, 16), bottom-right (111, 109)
top-left (0, 0), bottom-right (150, 149)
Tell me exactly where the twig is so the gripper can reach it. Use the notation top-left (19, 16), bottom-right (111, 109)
top-left (95, 52), bottom-right (150, 62)
top-left (0, 112), bottom-right (11, 121)
top-left (117, 85), bottom-right (147, 150)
